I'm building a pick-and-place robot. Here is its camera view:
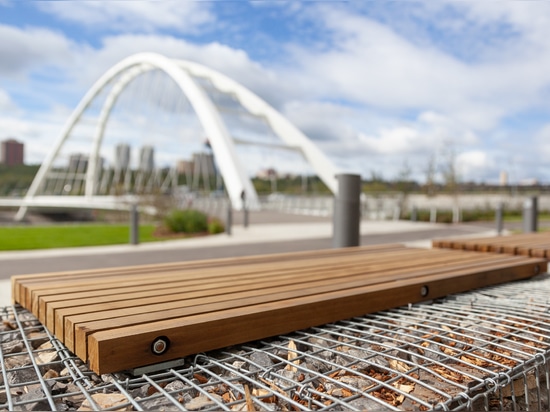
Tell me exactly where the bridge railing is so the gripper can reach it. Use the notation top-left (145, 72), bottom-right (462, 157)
top-left (173, 193), bottom-right (404, 221)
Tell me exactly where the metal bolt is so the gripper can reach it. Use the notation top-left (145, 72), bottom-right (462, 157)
top-left (420, 285), bottom-right (429, 297)
top-left (151, 336), bottom-right (170, 355)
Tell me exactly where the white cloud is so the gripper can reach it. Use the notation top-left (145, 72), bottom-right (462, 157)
top-left (0, 89), bottom-right (15, 111)
top-left (359, 127), bottom-right (423, 156)
top-left (288, 12), bottom-right (465, 104)
top-left (534, 124), bottom-right (550, 158)
top-left (457, 0), bottom-right (550, 44)
top-left (36, 1), bottom-right (214, 34)
top-left (0, 24), bottom-right (74, 76)
top-left (358, 111), bottom-right (477, 156)
top-left (283, 101), bottom-right (358, 142)
top-left (456, 150), bottom-right (496, 183)
top-left (283, 4), bottom-right (550, 132)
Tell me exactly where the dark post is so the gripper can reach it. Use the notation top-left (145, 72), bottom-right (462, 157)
top-left (226, 201), bottom-right (232, 236)
top-left (333, 173), bottom-right (361, 248)
top-left (522, 196), bottom-right (538, 233)
top-left (241, 190), bottom-right (249, 228)
top-left (129, 203), bottom-right (139, 245)
top-left (410, 206), bottom-right (417, 222)
top-left (531, 196), bottom-right (539, 232)
top-left (495, 202), bottom-right (504, 235)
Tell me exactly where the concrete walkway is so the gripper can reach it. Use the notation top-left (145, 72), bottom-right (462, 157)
top-left (0, 219), bottom-right (499, 307)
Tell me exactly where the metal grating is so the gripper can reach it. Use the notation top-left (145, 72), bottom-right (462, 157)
top-left (2, 274), bottom-right (550, 411)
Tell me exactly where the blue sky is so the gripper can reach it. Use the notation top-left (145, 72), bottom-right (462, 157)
top-left (1, 0), bottom-right (550, 184)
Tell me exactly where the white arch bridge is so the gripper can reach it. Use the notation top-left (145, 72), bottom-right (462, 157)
top-left (7, 52), bottom-right (341, 220)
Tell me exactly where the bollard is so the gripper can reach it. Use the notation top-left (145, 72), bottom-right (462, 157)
top-left (226, 203), bottom-right (232, 236)
top-left (452, 205), bottom-right (460, 223)
top-left (531, 196), bottom-right (538, 232)
top-left (243, 207), bottom-right (249, 228)
top-left (129, 203), bottom-right (139, 245)
top-left (410, 206), bottom-right (417, 222)
top-left (430, 207), bottom-right (437, 223)
top-left (495, 202), bottom-right (503, 235)
top-left (333, 174), bottom-right (361, 248)
top-left (393, 205), bottom-right (400, 221)
top-left (522, 196), bottom-right (538, 233)
top-left (241, 190), bottom-right (249, 228)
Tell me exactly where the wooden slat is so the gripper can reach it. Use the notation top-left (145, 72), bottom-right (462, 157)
top-left (37, 245), bottom-right (407, 325)
top-left (11, 244), bottom-right (546, 374)
top-left (432, 232), bottom-right (550, 257)
top-left (12, 244), bottom-right (405, 309)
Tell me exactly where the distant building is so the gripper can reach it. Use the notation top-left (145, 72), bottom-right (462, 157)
top-left (68, 154), bottom-right (89, 171)
top-left (256, 168), bottom-right (277, 180)
top-left (115, 144), bottom-right (131, 171)
top-left (0, 138), bottom-right (24, 166)
top-left (139, 145), bottom-right (155, 172)
top-left (499, 171), bottom-right (508, 186)
top-left (176, 160), bottom-right (193, 175)
top-left (192, 152), bottom-right (215, 177)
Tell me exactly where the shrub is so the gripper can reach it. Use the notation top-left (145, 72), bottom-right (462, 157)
top-left (208, 218), bottom-right (225, 234)
top-left (164, 209), bottom-right (208, 234)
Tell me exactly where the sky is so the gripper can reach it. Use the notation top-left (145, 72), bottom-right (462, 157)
top-left (1, 0), bottom-right (550, 185)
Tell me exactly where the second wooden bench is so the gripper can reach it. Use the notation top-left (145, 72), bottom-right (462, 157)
top-left (433, 232), bottom-right (550, 258)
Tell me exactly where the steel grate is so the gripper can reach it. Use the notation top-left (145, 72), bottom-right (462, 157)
top-left (1, 274), bottom-right (550, 411)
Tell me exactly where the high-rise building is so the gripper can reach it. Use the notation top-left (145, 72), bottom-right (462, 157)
top-left (0, 139), bottom-right (24, 166)
top-left (139, 145), bottom-right (155, 172)
top-left (68, 154), bottom-right (88, 171)
top-left (192, 152), bottom-right (215, 177)
top-left (176, 160), bottom-right (193, 175)
top-left (115, 144), bottom-right (131, 171)
top-left (499, 171), bottom-right (508, 186)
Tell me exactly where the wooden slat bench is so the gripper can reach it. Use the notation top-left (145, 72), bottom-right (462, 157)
top-left (433, 232), bottom-right (550, 258)
top-left (11, 245), bottom-right (546, 374)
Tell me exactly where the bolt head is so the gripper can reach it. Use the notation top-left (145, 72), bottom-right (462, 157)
top-left (151, 336), bottom-right (170, 355)
top-left (420, 285), bottom-right (429, 297)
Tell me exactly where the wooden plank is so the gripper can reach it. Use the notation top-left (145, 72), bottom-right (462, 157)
top-left (40, 246), bottom-right (411, 327)
top-left (14, 244), bottom-right (406, 310)
top-left (11, 244), bottom-right (547, 375)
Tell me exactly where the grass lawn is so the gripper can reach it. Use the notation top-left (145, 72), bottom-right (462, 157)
top-left (0, 224), bottom-right (164, 250)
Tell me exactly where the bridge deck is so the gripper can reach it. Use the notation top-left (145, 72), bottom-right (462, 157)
top-left (11, 245), bottom-right (546, 374)
top-left (433, 232), bottom-right (550, 258)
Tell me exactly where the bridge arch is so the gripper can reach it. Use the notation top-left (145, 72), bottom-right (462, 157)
top-left (16, 52), bottom-right (339, 220)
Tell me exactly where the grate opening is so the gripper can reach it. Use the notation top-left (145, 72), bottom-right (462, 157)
top-left (2, 274), bottom-right (550, 411)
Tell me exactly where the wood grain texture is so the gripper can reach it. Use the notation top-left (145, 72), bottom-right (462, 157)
top-left (11, 244), bottom-right (546, 374)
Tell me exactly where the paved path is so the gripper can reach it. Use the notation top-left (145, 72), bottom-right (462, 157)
top-left (0, 215), bottom-right (499, 306)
